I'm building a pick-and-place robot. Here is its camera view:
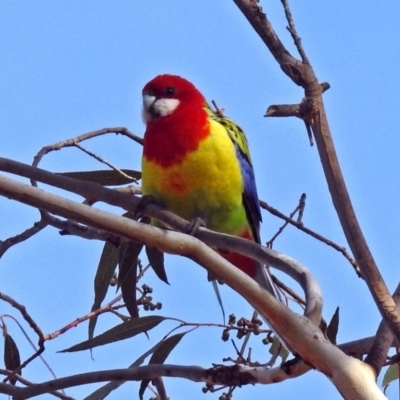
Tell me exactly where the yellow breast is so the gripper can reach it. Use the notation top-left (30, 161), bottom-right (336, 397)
top-left (142, 119), bottom-right (244, 232)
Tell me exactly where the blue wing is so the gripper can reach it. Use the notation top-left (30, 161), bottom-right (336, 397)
top-left (235, 145), bottom-right (262, 244)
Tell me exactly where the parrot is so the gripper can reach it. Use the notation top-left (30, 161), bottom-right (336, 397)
top-left (140, 74), bottom-right (279, 300)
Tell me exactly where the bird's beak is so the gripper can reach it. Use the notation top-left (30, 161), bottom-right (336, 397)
top-left (142, 94), bottom-right (181, 123)
top-left (142, 94), bottom-right (158, 123)
top-left (143, 94), bottom-right (156, 111)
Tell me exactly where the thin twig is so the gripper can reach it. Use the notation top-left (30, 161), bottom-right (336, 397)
top-left (0, 293), bottom-right (45, 341)
top-left (0, 219), bottom-right (48, 258)
top-left (272, 275), bottom-right (305, 306)
top-left (233, 0), bottom-right (310, 87)
top-left (280, 0), bottom-right (309, 63)
top-left (211, 100), bottom-right (225, 116)
top-left (6, 127), bottom-right (143, 260)
top-left (0, 294), bottom-right (47, 382)
top-left (45, 294), bottom-right (123, 340)
top-left (297, 193), bottom-right (306, 222)
top-left (33, 127), bottom-right (143, 168)
top-left (266, 194), bottom-right (306, 247)
top-left (73, 143), bottom-right (138, 183)
top-left (260, 200), bottom-right (361, 276)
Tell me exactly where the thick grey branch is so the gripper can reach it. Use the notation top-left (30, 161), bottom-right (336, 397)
top-left (0, 158), bottom-right (322, 326)
top-left (0, 168), bottom-right (386, 399)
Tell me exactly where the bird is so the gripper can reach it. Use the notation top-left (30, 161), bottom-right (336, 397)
top-left (141, 74), bottom-right (279, 299)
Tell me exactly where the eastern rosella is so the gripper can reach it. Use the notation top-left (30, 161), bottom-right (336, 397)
top-left (141, 74), bottom-right (278, 298)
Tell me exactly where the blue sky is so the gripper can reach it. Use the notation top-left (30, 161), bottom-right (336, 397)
top-left (1, 1), bottom-right (399, 399)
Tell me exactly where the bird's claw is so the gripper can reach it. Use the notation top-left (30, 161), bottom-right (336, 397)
top-left (136, 194), bottom-right (159, 215)
top-left (185, 217), bottom-right (206, 236)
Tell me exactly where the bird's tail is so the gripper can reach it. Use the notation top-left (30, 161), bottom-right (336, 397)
top-left (253, 263), bottom-right (281, 301)
top-left (253, 264), bottom-right (290, 351)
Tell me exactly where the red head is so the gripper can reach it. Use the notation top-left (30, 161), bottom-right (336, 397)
top-left (142, 74), bottom-right (206, 123)
top-left (142, 74), bottom-right (210, 167)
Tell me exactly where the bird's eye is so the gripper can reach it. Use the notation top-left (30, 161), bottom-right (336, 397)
top-left (165, 86), bottom-right (175, 95)
top-left (144, 89), bottom-right (154, 96)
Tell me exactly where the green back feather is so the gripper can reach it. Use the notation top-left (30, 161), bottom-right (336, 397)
top-left (205, 104), bottom-right (253, 165)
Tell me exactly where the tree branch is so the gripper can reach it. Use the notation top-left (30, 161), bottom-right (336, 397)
top-left (0, 219), bottom-right (48, 258)
top-left (0, 167), bottom-right (386, 398)
top-left (1, 330), bottom-right (395, 399)
top-left (0, 158), bottom-right (323, 325)
top-left (10, 358), bottom-right (385, 400)
top-left (260, 200), bottom-right (360, 275)
top-left (233, 0), bottom-right (400, 351)
top-left (32, 127), bottom-right (143, 168)
top-left (0, 160), bottom-right (322, 327)
top-left (364, 283), bottom-right (400, 374)
top-left (233, 0), bottom-right (317, 89)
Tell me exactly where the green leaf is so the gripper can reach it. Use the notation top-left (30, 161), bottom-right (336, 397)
top-left (326, 307), bottom-right (340, 345)
top-left (60, 316), bottom-right (165, 353)
top-left (89, 213), bottom-right (145, 339)
top-left (269, 336), bottom-right (289, 362)
top-left (212, 280), bottom-right (225, 324)
top-left (119, 241), bottom-right (144, 318)
top-left (4, 333), bottom-right (21, 385)
top-left (145, 246), bottom-right (169, 284)
top-left (383, 364), bottom-right (399, 387)
top-left (58, 169), bottom-right (141, 186)
top-left (88, 241), bottom-right (120, 341)
top-left (139, 332), bottom-right (187, 400)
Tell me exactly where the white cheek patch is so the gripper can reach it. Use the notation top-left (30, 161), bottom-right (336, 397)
top-left (142, 96), bottom-right (180, 122)
top-left (153, 98), bottom-right (180, 117)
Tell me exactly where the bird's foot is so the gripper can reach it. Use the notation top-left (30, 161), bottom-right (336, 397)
top-left (136, 194), bottom-right (160, 215)
top-left (185, 217), bottom-right (206, 236)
